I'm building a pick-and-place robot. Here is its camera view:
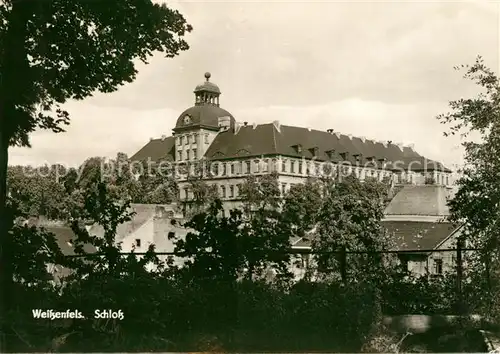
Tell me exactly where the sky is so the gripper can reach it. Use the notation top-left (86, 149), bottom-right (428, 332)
top-left (9, 0), bottom-right (500, 170)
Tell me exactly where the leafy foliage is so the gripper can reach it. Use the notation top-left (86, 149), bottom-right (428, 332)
top-left (312, 175), bottom-right (394, 280)
top-left (438, 56), bottom-right (500, 323)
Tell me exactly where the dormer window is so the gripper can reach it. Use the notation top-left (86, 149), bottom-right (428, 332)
top-left (292, 144), bottom-right (303, 153)
top-left (309, 147), bottom-right (319, 156)
top-left (326, 149), bottom-right (335, 160)
top-left (340, 152), bottom-right (348, 161)
top-left (353, 153), bottom-right (362, 162)
top-left (183, 115), bottom-right (191, 125)
top-left (378, 158), bottom-right (387, 168)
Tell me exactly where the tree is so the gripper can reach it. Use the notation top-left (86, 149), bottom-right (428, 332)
top-left (239, 171), bottom-right (281, 216)
top-left (0, 0), bottom-right (191, 311)
top-left (438, 56), bottom-right (500, 321)
top-left (312, 175), bottom-right (394, 282)
top-left (135, 158), bottom-right (178, 205)
top-left (281, 178), bottom-right (322, 237)
top-left (7, 164), bottom-right (70, 219)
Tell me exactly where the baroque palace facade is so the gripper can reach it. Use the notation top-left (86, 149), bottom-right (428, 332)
top-left (131, 72), bottom-right (453, 212)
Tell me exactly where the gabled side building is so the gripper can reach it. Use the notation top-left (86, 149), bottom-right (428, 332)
top-left (383, 185), bottom-right (465, 276)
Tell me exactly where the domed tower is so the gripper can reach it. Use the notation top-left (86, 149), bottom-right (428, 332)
top-left (173, 72), bottom-right (235, 162)
top-left (194, 72), bottom-right (221, 106)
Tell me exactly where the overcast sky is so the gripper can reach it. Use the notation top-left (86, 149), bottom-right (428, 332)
top-left (9, 0), bottom-right (499, 169)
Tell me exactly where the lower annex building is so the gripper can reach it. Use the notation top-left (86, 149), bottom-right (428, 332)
top-left (131, 72), bottom-right (454, 213)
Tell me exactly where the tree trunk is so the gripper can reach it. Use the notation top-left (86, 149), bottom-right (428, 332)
top-left (0, 2), bottom-right (32, 349)
top-left (0, 98), bottom-right (8, 353)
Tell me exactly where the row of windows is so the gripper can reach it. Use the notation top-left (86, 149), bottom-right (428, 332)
top-left (182, 182), bottom-right (296, 200)
top-left (401, 256), bottom-right (456, 275)
top-left (175, 158), bottom-right (451, 185)
top-left (176, 133), bottom-right (210, 146)
top-left (205, 159), bottom-right (390, 179)
top-left (177, 148), bottom-right (198, 161)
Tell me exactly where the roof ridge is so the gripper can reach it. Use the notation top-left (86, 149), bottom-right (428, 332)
top-left (271, 123), bottom-right (278, 153)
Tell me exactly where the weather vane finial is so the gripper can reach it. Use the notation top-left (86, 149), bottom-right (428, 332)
top-left (204, 72), bottom-right (211, 81)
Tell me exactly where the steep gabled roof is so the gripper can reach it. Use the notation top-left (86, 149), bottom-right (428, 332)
top-left (130, 136), bottom-right (175, 162)
top-left (43, 226), bottom-right (97, 255)
top-left (382, 221), bottom-right (458, 251)
top-left (203, 124), bottom-right (450, 172)
top-left (290, 221), bottom-right (458, 253)
top-left (130, 123), bottom-right (451, 172)
top-left (384, 185), bottom-right (451, 217)
top-left (87, 204), bottom-right (180, 243)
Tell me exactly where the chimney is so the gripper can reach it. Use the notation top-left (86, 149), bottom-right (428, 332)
top-left (252, 122), bottom-right (257, 129)
top-left (161, 135), bottom-right (166, 141)
top-left (347, 134), bottom-right (353, 140)
top-left (234, 122), bottom-right (242, 135)
top-left (307, 127), bottom-right (312, 131)
top-left (243, 122), bottom-right (248, 126)
top-left (395, 142), bottom-right (404, 151)
top-left (273, 120), bottom-right (281, 133)
top-left (407, 143), bottom-right (415, 150)
top-left (327, 129), bottom-right (333, 133)
top-left (334, 132), bottom-right (341, 139)
top-left (360, 136), bottom-right (366, 143)
top-left (149, 137), bottom-right (154, 141)
top-left (382, 140), bottom-right (388, 147)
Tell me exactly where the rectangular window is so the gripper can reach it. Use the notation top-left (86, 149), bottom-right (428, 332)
top-left (185, 149), bottom-right (190, 160)
top-left (135, 239), bottom-right (141, 247)
top-left (282, 159), bottom-right (287, 172)
top-left (177, 151), bottom-right (182, 161)
top-left (204, 133), bottom-right (209, 144)
top-left (167, 231), bottom-right (175, 239)
top-left (221, 185), bottom-right (226, 198)
top-left (177, 137), bottom-right (181, 146)
top-left (434, 259), bottom-right (443, 274)
top-left (180, 136), bottom-right (184, 145)
top-left (192, 149), bottom-right (197, 160)
top-left (185, 135), bottom-right (189, 145)
top-left (245, 161), bottom-right (251, 174)
top-left (231, 163), bottom-right (235, 175)
top-left (229, 185), bottom-right (234, 198)
top-left (315, 163), bottom-right (320, 175)
top-left (291, 161), bottom-right (296, 173)
top-left (298, 162), bottom-right (302, 174)
top-left (184, 188), bottom-right (189, 200)
top-left (213, 163), bottom-right (219, 176)
top-left (254, 160), bottom-right (260, 173)
top-left (221, 163), bottom-right (226, 176)
top-left (281, 183), bottom-right (286, 194)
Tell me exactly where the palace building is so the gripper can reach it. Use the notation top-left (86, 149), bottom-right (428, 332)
top-left (131, 72), bottom-right (453, 212)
